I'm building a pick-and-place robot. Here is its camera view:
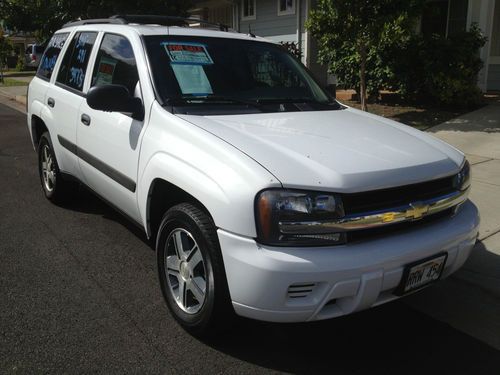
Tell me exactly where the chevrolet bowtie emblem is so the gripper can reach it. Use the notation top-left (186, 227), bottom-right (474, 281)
top-left (405, 202), bottom-right (429, 220)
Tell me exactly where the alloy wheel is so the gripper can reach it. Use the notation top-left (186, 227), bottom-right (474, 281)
top-left (41, 144), bottom-right (56, 192)
top-left (165, 228), bottom-right (207, 314)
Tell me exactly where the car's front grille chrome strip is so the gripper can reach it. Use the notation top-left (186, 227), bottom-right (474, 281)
top-left (279, 188), bottom-right (470, 234)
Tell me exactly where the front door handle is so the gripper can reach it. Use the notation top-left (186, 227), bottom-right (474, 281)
top-left (81, 114), bottom-right (91, 126)
top-left (47, 97), bottom-right (55, 107)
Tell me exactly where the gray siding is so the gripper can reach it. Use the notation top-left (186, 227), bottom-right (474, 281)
top-left (487, 64), bottom-right (500, 91)
top-left (239, 0), bottom-right (306, 38)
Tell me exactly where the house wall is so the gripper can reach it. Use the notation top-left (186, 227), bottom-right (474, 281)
top-left (237, 0), bottom-right (328, 84)
top-left (488, 0), bottom-right (500, 90)
top-left (468, 0), bottom-right (499, 91)
top-left (487, 64), bottom-right (500, 90)
top-left (238, 0), bottom-right (307, 61)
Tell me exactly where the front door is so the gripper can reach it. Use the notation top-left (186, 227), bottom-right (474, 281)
top-left (76, 33), bottom-right (145, 222)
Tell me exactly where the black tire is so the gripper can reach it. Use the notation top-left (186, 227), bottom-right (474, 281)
top-left (156, 203), bottom-right (234, 336)
top-left (37, 132), bottom-right (75, 203)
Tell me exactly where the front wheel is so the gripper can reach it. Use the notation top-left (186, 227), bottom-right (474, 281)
top-left (156, 203), bottom-right (234, 336)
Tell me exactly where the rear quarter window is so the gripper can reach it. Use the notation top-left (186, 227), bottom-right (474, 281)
top-left (36, 33), bottom-right (69, 81)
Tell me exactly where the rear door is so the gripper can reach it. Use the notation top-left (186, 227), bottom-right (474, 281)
top-left (29, 32), bottom-right (69, 137)
top-left (45, 31), bottom-right (98, 178)
top-left (76, 33), bottom-right (144, 222)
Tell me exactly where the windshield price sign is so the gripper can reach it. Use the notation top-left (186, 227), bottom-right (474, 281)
top-left (163, 42), bottom-right (213, 65)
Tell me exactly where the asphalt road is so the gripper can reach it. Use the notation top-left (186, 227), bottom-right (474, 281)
top-left (1, 101), bottom-right (500, 374)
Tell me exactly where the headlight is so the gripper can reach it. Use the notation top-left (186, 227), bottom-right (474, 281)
top-left (255, 189), bottom-right (345, 246)
top-left (454, 160), bottom-right (470, 191)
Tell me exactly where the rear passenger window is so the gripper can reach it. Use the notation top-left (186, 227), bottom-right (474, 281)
top-left (91, 34), bottom-right (139, 95)
top-left (56, 32), bottom-right (98, 92)
top-left (37, 33), bottom-right (69, 80)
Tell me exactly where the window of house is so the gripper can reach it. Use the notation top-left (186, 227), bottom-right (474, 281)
top-left (91, 34), bottom-right (139, 95)
top-left (447, 0), bottom-right (468, 36)
top-left (421, 0), bottom-right (449, 37)
top-left (242, 0), bottom-right (256, 20)
top-left (491, 0), bottom-right (500, 58)
top-left (56, 32), bottom-right (98, 92)
top-left (420, 0), bottom-right (467, 38)
top-left (278, 0), bottom-right (295, 16)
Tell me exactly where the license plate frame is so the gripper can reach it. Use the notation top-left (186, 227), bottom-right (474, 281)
top-left (394, 253), bottom-right (448, 296)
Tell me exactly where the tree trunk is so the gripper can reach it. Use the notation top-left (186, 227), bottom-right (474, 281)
top-left (359, 45), bottom-right (367, 112)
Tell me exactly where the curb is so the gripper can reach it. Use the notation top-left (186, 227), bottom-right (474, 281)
top-left (15, 95), bottom-right (27, 106)
top-left (0, 91), bottom-right (27, 113)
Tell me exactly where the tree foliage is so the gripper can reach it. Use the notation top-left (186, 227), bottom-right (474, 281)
top-left (279, 41), bottom-right (302, 60)
top-left (0, 29), bottom-right (13, 82)
top-left (306, 0), bottom-right (424, 110)
top-left (395, 24), bottom-right (486, 108)
top-left (0, 0), bottom-right (193, 39)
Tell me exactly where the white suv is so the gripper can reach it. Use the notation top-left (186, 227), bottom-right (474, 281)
top-left (27, 15), bottom-right (479, 335)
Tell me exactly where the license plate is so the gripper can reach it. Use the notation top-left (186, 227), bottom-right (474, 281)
top-left (395, 253), bottom-right (447, 295)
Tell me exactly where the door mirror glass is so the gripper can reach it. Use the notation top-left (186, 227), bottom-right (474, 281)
top-left (86, 84), bottom-right (144, 120)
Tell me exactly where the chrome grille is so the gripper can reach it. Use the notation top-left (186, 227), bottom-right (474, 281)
top-left (342, 174), bottom-right (456, 215)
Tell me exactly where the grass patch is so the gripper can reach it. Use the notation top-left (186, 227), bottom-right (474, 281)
top-left (0, 78), bottom-right (29, 87)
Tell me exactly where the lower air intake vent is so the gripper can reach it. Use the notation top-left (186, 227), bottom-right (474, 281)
top-left (287, 283), bottom-right (316, 299)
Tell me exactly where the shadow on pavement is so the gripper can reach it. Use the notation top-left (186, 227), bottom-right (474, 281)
top-left (61, 185), bottom-right (152, 247)
top-left (427, 103), bottom-right (500, 133)
top-left (205, 296), bottom-right (500, 374)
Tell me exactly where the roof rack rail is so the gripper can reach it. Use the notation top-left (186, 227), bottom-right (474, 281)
top-left (63, 18), bottom-right (126, 28)
top-left (112, 15), bottom-right (231, 31)
top-left (63, 15), bottom-right (232, 32)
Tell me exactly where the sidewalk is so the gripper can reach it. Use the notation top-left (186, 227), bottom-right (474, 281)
top-left (0, 84), bottom-right (29, 107)
top-left (407, 102), bottom-right (500, 350)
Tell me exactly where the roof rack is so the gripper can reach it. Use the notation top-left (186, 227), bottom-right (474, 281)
top-left (63, 15), bottom-right (231, 32)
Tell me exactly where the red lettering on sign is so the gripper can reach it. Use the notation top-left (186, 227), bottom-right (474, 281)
top-left (99, 63), bottom-right (114, 75)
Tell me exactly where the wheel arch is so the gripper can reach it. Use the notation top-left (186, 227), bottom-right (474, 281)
top-left (30, 114), bottom-right (48, 149)
top-left (146, 178), bottom-right (215, 242)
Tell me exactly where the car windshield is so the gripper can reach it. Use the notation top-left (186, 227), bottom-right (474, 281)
top-left (144, 35), bottom-right (337, 113)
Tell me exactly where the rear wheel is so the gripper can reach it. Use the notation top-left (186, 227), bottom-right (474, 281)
top-left (38, 132), bottom-right (75, 203)
top-left (156, 203), bottom-right (234, 336)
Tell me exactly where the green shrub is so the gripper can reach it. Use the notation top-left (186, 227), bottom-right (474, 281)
top-left (394, 24), bottom-right (486, 108)
top-left (15, 55), bottom-right (24, 72)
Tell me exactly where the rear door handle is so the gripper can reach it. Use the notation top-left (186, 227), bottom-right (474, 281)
top-left (81, 114), bottom-right (91, 126)
top-left (47, 97), bottom-right (55, 107)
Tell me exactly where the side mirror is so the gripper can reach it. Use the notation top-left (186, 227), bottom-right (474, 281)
top-left (87, 84), bottom-right (144, 121)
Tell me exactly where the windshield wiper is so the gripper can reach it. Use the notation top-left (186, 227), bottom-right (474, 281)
top-left (255, 97), bottom-right (316, 104)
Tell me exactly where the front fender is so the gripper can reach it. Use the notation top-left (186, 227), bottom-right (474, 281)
top-left (137, 104), bottom-right (282, 238)
top-left (138, 150), bottom-right (277, 238)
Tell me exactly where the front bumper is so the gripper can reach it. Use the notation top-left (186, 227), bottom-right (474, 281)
top-left (218, 200), bottom-right (480, 322)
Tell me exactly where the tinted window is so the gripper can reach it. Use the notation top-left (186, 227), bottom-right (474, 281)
top-left (57, 32), bottom-right (98, 91)
top-left (91, 34), bottom-right (139, 95)
top-left (36, 33), bottom-right (69, 80)
top-left (144, 36), bottom-right (329, 104)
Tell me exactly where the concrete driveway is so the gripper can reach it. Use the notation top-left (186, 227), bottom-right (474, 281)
top-left (406, 100), bottom-right (500, 350)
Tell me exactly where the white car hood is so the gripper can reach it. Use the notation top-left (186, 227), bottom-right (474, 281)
top-left (178, 107), bottom-right (464, 192)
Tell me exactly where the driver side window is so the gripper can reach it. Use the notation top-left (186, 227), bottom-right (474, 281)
top-left (91, 34), bottom-right (139, 96)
